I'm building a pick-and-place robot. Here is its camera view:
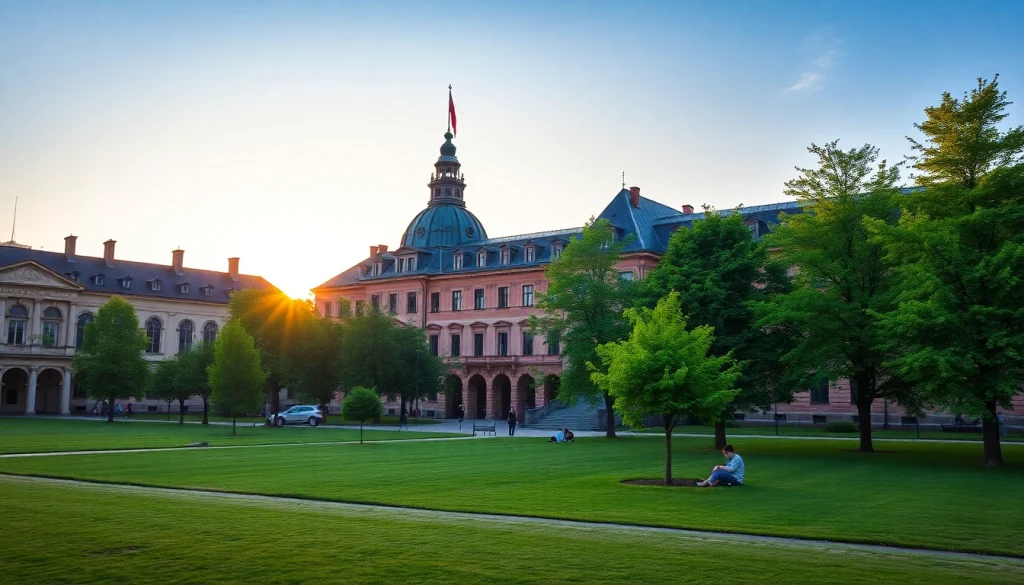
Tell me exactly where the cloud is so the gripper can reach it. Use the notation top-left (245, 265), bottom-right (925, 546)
top-left (813, 50), bottom-right (837, 69)
top-left (784, 32), bottom-right (842, 93)
top-left (784, 72), bottom-right (823, 92)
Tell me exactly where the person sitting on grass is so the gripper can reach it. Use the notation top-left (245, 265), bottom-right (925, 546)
top-left (564, 428), bottom-right (575, 442)
top-left (548, 429), bottom-right (565, 443)
top-left (698, 444), bottom-right (744, 487)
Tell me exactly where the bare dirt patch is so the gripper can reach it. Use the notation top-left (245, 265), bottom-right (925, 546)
top-left (621, 478), bottom-right (704, 487)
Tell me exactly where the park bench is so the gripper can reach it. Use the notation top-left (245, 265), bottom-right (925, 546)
top-left (472, 421), bottom-right (496, 436)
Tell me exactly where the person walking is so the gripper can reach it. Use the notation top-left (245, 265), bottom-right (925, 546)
top-left (399, 408), bottom-right (409, 431)
top-left (507, 408), bottom-right (517, 436)
top-left (458, 403), bottom-right (465, 424)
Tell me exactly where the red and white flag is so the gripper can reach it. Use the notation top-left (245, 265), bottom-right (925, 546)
top-left (448, 87), bottom-right (457, 136)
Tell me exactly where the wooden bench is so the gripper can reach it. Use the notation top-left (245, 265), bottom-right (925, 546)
top-left (472, 421), bottom-right (496, 436)
top-left (940, 424), bottom-right (982, 433)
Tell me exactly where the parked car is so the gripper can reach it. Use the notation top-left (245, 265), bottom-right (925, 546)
top-left (268, 405), bottom-right (324, 427)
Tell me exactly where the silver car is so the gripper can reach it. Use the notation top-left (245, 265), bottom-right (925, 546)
top-left (268, 405), bottom-right (324, 427)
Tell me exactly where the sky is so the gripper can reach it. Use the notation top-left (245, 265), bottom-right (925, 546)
top-left (1, 0), bottom-right (1022, 298)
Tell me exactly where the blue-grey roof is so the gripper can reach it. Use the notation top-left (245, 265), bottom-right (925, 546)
top-left (401, 204), bottom-right (489, 249)
top-left (596, 189), bottom-right (687, 253)
top-left (0, 245), bottom-right (278, 303)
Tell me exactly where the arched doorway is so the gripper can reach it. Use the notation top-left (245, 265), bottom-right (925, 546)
top-left (443, 374), bottom-right (463, 418)
top-left (516, 374), bottom-right (536, 414)
top-left (493, 374), bottom-right (511, 420)
top-left (543, 374), bottom-right (561, 404)
top-left (468, 374), bottom-right (487, 419)
top-left (1, 368), bottom-right (28, 414)
top-left (36, 368), bottom-right (63, 414)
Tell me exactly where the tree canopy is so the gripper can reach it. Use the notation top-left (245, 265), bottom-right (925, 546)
top-left (208, 319), bottom-right (268, 435)
top-left (177, 342), bottom-right (215, 424)
top-left (150, 356), bottom-right (190, 424)
top-left (287, 315), bottom-right (345, 422)
top-left (341, 386), bottom-right (384, 444)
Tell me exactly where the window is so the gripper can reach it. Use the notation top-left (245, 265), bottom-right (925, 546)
top-left (203, 321), bottom-right (218, 344)
top-left (372, 262), bottom-right (382, 276)
top-left (75, 313), bottom-right (94, 349)
top-left (430, 292), bottom-right (440, 313)
top-left (398, 258), bottom-right (406, 273)
top-left (546, 333), bottom-right (560, 356)
top-left (497, 332), bottom-right (508, 356)
top-left (525, 246), bottom-right (535, 263)
top-left (202, 286), bottom-right (213, 297)
top-left (450, 334), bottom-right (461, 357)
top-left (553, 244), bottom-right (564, 259)
top-left (120, 278), bottom-right (132, 289)
top-left (178, 320), bottom-right (194, 354)
top-left (429, 335), bottom-right (439, 356)
top-left (406, 292), bottom-right (417, 314)
top-left (93, 274), bottom-right (105, 286)
top-left (619, 271), bottom-right (634, 281)
top-left (42, 308), bottom-right (61, 347)
top-left (477, 251), bottom-right (486, 267)
top-left (66, 271), bottom-right (80, 282)
top-left (409, 258), bottom-right (416, 271)
top-left (7, 305), bottom-right (27, 345)
top-left (388, 293), bottom-right (398, 314)
top-left (454, 253), bottom-right (464, 270)
top-left (522, 332), bottom-right (534, 356)
top-left (500, 248), bottom-right (510, 265)
top-left (522, 285), bottom-right (534, 307)
top-left (145, 318), bottom-right (162, 353)
top-left (810, 378), bottom-right (830, 404)
top-left (371, 294), bottom-right (381, 311)
top-left (178, 284), bottom-right (189, 294)
top-left (150, 280), bottom-right (162, 291)
top-left (473, 333), bottom-right (484, 356)
top-left (323, 302), bottom-right (332, 318)
top-left (474, 289), bottom-right (485, 310)
top-left (452, 290), bottom-right (462, 311)
top-left (498, 287), bottom-right (509, 309)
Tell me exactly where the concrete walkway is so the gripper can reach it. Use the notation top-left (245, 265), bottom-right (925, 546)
top-left (3, 474), bottom-right (1021, 566)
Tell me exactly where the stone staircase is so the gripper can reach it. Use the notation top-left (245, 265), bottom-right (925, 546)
top-left (525, 400), bottom-right (604, 431)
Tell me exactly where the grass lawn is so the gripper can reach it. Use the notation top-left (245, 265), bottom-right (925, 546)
top-left (2, 433), bottom-right (1021, 556)
top-left (2, 479), bottom-right (1020, 585)
top-left (644, 424), bottom-right (1024, 442)
top-left (0, 418), bottom-right (461, 454)
top-left (118, 413), bottom-right (444, 425)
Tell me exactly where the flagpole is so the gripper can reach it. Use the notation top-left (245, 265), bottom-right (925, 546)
top-left (447, 85), bottom-right (452, 133)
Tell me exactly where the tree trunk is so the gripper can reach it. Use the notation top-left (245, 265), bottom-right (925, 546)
top-left (178, 398), bottom-right (186, 424)
top-left (663, 415), bottom-right (673, 485)
top-left (856, 396), bottom-right (875, 453)
top-left (201, 396), bottom-right (209, 425)
top-left (232, 416), bottom-right (237, 436)
top-left (107, 394), bottom-right (115, 423)
top-left (266, 381), bottom-right (281, 426)
top-left (714, 420), bottom-right (727, 450)
top-left (603, 393), bottom-right (617, 438)
top-left (360, 421), bottom-right (364, 444)
top-left (320, 400), bottom-right (328, 425)
top-left (983, 399), bottom-right (1003, 467)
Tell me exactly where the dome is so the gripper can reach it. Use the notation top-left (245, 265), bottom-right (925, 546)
top-left (402, 205), bottom-right (488, 249)
top-left (439, 131), bottom-right (456, 159)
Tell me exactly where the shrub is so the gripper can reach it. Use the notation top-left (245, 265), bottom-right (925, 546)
top-left (824, 421), bottom-right (859, 433)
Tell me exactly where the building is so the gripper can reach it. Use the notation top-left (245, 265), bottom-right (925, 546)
top-left (313, 130), bottom-right (1023, 427)
top-left (0, 237), bottom-right (278, 415)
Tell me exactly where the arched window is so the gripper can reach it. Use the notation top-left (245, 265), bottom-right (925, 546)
top-left (178, 320), bottom-right (194, 354)
top-left (7, 305), bottom-right (28, 345)
top-left (202, 321), bottom-right (218, 344)
top-left (75, 313), bottom-right (94, 350)
top-left (145, 317), bottom-right (162, 354)
top-left (41, 307), bottom-right (62, 347)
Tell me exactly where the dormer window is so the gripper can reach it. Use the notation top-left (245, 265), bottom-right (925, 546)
top-left (119, 277), bottom-right (132, 290)
top-left (398, 258), bottom-right (406, 273)
top-left (66, 271), bottom-right (80, 282)
top-left (201, 285), bottom-right (214, 297)
top-left (500, 247), bottom-right (511, 265)
top-left (524, 245), bottom-right (536, 263)
top-left (409, 257), bottom-right (416, 271)
top-left (178, 283), bottom-right (189, 294)
top-left (92, 274), bottom-right (105, 286)
top-left (454, 251), bottom-right (464, 270)
top-left (373, 262), bottom-right (382, 276)
top-left (553, 243), bottom-right (564, 259)
top-left (477, 250), bottom-right (486, 267)
top-left (149, 280), bottom-right (162, 291)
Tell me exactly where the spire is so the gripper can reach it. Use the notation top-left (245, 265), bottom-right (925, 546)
top-left (428, 130), bottom-right (466, 208)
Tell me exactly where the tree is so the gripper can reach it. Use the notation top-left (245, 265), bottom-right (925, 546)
top-left (531, 218), bottom-right (636, 437)
top-left (288, 316), bottom-right (345, 423)
top-left (590, 292), bottom-right (740, 485)
top-left (643, 210), bottom-right (796, 449)
top-left (229, 289), bottom-right (310, 421)
top-left (755, 141), bottom-right (911, 452)
top-left (872, 76), bottom-right (1024, 467)
top-left (150, 357), bottom-right (191, 424)
top-left (72, 296), bottom-right (150, 423)
top-left (341, 386), bottom-right (384, 444)
top-left (208, 320), bottom-right (268, 435)
top-left (177, 342), bottom-right (215, 424)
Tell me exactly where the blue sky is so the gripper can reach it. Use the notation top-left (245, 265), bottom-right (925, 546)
top-left (1, 1), bottom-right (1022, 297)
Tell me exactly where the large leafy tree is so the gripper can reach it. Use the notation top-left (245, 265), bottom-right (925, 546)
top-left (288, 316), bottom-right (345, 423)
top-left (150, 357), bottom-right (191, 424)
top-left (339, 310), bottom-right (443, 411)
top-left (341, 386), bottom-right (384, 444)
top-left (756, 141), bottom-right (910, 452)
top-left (208, 320), bottom-right (268, 435)
top-left (531, 218), bottom-right (636, 437)
top-left (177, 342), bottom-right (215, 424)
top-left (643, 210), bottom-right (796, 449)
top-left (73, 296), bottom-right (150, 423)
top-left (229, 289), bottom-right (310, 420)
top-left (872, 76), bottom-right (1024, 467)
top-left (590, 292), bottom-right (740, 485)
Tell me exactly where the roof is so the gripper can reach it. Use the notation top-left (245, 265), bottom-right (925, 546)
top-left (595, 189), bottom-right (687, 253)
top-left (0, 245), bottom-right (278, 303)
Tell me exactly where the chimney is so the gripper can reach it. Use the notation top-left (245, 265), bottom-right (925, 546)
top-left (682, 204), bottom-right (694, 214)
top-left (378, 244), bottom-right (388, 254)
top-left (628, 186), bottom-right (641, 208)
top-left (64, 235), bottom-right (77, 263)
top-left (228, 257), bottom-right (239, 282)
top-left (103, 239), bottom-right (116, 267)
top-left (369, 245), bottom-right (379, 258)
top-left (172, 249), bottom-right (185, 276)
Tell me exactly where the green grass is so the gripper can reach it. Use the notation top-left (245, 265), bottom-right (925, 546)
top-left (2, 479), bottom-right (1020, 585)
top-left (3, 431), bottom-right (1021, 556)
top-left (642, 424), bottom-right (1024, 442)
top-left (79, 413), bottom-right (444, 425)
top-left (0, 418), bottom-right (460, 454)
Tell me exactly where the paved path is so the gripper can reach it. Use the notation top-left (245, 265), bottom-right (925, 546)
top-left (2, 474), bottom-right (1021, 566)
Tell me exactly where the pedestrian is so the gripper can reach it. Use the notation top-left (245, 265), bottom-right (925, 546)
top-left (91, 403), bottom-right (99, 417)
top-left (507, 408), bottom-right (517, 436)
top-left (399, 408), bottom-right (409, 431)
top-left (998, 411), bottom-right (1007, 438)
top-left (458, 403), bottom-right (465, 423)
top-left (115, 403), bottom-right (123, 418)
top-left (126, 402), bottom-right (133, 417)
